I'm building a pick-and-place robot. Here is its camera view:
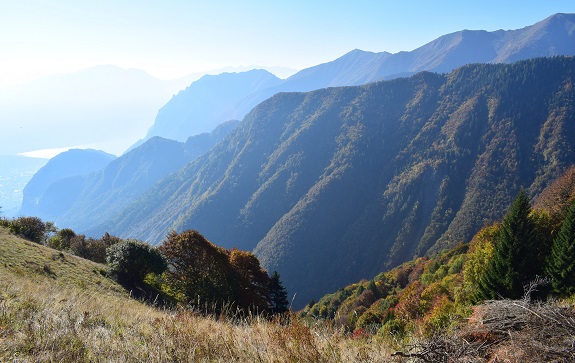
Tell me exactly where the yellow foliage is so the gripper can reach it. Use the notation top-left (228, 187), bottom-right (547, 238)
top-left (458, 224), bottom-right (499, 303)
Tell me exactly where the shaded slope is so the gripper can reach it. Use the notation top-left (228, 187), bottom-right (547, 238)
top-left (107, 57), bottom-right (575, 307)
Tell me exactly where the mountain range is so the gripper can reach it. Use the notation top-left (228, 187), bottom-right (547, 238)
top-left (145, 13), bottom-right (575, 142)
top-left (145, 70), bottom-right (282, 141)
top-left (18, 13), bottom-right (575, 308)
top-left (90, 57), bottom-right (575, 307)
top-left (22, 121), bottom-right (238, 231)
top-left (20, 149), bottom-right (117, 217)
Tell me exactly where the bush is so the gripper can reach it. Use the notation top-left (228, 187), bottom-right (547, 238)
top-left (10, 216), bottom-right (46, 244)
top-left (106, 239), bottom-right (167, 284)
top-left (71, 233), bottom-right (121, 263)
top-left (47, 228), bottom-right (77, 250)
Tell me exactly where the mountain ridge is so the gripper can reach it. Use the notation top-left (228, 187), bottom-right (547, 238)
top-left (146, 13), bottom-right (575, 145)
top-left (99, 57), bottom-right (575, 307)
top-left (21, 149), bottom-right (116, 217)
top-left (145, 70), bottom-right (282, 141)
top-left (27, 121), bottom-right (239, 232)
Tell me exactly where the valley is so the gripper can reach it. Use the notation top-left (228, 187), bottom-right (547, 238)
top-left (3, 9), bottom-right (575, 362)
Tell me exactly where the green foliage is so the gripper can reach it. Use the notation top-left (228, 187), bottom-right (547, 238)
top-left (546, 200), bottom-right (575, 296)
top-left (476, 189), bottom-right (539, 301)
top-left (106, 239), bottom-right (167, 285)
top-left (459, 225), bottom-right (498, 303)
top-left (70, 233), bottom-right (120, 264)
top-left (47, 228), bottom-right (77, 250)
top-left (9, 216), bottom-right (46, 244)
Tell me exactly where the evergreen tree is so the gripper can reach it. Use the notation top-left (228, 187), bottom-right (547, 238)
top-left (268, 271), bottom-right (289, 314)
top-left (546, 200), bottom-right (575, 296)
top-left (476, 189), bottom-right (538, 300)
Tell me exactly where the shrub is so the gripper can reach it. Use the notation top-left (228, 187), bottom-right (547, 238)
top-left (47, 228), bottom-right (77, 250)
top-left (71, 233), bottom-right (121, 263)
top-left (10, 216), bottom-right (46, 244)
top-left (106, 239), bottom-right (167, 284)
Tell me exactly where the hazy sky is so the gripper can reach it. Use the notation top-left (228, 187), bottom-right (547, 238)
top-left (2, 0), bottom-right (575, 88)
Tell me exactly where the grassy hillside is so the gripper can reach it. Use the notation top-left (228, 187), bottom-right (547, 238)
top-left (0, 227), bottom-right (123, 294)
top-left (0, 227), bottom-right (396, 362)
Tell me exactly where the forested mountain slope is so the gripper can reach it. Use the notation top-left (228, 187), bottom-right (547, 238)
top-left (102, 57), bottom-right (575, 307)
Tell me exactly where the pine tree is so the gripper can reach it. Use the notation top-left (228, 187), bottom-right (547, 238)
top-left (268, 271), bottom-right (289, 314)
top-left (476, 189), bottom-right (538, 301)
top-left (546, 200), bottom-right (575, 296)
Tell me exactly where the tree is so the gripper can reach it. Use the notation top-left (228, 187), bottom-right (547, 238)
top-left (476, 189), bottom-right (539, 300)
top-left (43, 221), bottom-right (57, 245)
top-left (269, 271), bottom-right (289, 314)
top-left (106, 239), bottom-right (167, 284)
top-left (47, 228), bottom-right (77, 250)
top-left (546, 200), bottom-right (575, 296)
top-left (158, 230), bottom-right (234, 305)
top-left (229, 249), bottom-right (271, 311)
top-left (70, 233), bottom-right (121, 263)
top-left (10, 216), bottom-right (46, 244)
top-left (533, 166), bottom-right (575, 231)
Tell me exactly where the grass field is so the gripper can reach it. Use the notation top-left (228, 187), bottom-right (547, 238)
top-left (0, 228), bottom-right (394, 362)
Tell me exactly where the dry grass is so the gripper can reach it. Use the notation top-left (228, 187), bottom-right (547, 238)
top-left (0, 229), bottom-right (396, 362)
top-left (393, 298), bottom-right (575, 363)
top-left (4, 227), bottom-right (574, 362)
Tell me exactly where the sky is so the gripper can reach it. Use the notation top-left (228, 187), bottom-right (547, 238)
top-left (2, 0), bottom-right (575, 89)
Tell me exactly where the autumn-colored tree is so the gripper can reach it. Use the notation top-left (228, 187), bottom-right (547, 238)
top-left (533, 166), bottom-right (575, 232)
top-left (158, 230), bottom-right (234, 305)
top-left (546, 200), bottom-right (575, 296)
top-left (229, 248), bottom-right (271, 311)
